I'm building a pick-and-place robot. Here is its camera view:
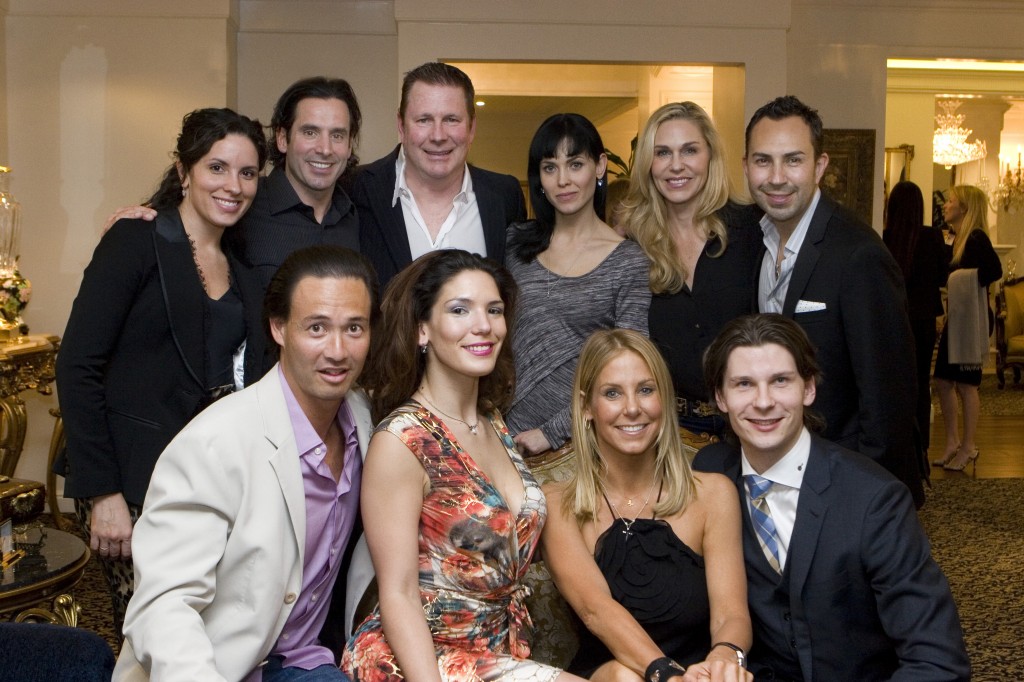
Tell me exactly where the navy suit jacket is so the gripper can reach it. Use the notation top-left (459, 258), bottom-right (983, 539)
top-left (693, 436), bottom-right (969, 682)
top-left (749, 196), bottom-right (924, 506)
top-left (351, 145), bottom-right (526, 288)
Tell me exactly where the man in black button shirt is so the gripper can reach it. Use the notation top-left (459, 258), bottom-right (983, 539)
top-left (229, 77), bottom-right (362, 292)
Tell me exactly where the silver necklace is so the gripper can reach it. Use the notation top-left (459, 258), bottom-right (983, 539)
top-left (418, 389), bottom-right (479, 435)
top-left (604, 473), bottom-right (658, 536)
top-left (545, 243), bottom-right (585, 297)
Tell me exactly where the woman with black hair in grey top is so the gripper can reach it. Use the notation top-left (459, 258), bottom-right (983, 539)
top-left (505, 113), bottom-right (650, 456)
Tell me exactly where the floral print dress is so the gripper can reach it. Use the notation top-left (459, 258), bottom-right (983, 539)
top-left (342, 402), bottom-right (560, 682)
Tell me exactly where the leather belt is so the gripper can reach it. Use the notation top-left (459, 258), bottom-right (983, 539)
top-left (675, 397), bottom-right (717, 417)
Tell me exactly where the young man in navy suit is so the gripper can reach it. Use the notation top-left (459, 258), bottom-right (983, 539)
top-left (352, 62), bottom-right (525, 288)
top-left (743, 96), bottom-right (924, 507)
top-left (693, 314), bottom-right (969, 682)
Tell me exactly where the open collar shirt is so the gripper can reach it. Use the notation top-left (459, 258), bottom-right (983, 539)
top-left (758, 189), bottom-right (821, 313)
top-left (392, 145), bottom-right (487, 259)
top-left (264, 366), bottom-right (362, 674)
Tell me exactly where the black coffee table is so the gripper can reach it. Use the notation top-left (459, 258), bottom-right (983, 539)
top-left (0, 526), bottom-right (90, 625)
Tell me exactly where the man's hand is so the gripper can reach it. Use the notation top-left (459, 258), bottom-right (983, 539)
top-left (682, 658), bottom-right (752, 682)
top-left (103, 205), bottom-right (157, 233)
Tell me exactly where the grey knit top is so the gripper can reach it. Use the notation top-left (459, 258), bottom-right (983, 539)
top-left (505, 237), bottom-right (651, 448)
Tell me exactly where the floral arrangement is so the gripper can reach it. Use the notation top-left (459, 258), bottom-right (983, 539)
top-left (0, 269), bottom-right (31, 329)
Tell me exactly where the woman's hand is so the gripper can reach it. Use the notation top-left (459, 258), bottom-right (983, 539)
top-left (90, 492), bottom-right (133, 559)
top-left (513, 428), bottom-right (551, 455)
top-left (681, 658), bottom-right (752, 682)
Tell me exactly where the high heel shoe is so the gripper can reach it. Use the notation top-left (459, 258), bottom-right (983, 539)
top-left (931, 445), bottom-right (959, 467)
top-left (943, 447), bottom-right (980, 472)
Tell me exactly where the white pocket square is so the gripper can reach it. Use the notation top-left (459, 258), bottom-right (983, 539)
top-left (795, 300), bottom-right (826, 313)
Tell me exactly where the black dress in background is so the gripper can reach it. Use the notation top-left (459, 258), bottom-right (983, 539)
top-left (934, 229), bottom-right (1003, 387)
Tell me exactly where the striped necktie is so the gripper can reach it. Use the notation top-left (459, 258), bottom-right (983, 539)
top-left (745, 474), bottom-right (782, 574)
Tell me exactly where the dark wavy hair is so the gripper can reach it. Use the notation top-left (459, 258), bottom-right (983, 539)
top-left (263, 245), bottom-right (380, 360)
top-left (364, 249), bottom-right (518, 423)
top-left (268, 76), bottom-right (362, 174)
top-left (703, 313), bottom-right (826, 440)
top-left (509, 113), bottom-right (608, 262)
top-left (745, 95), bottom-right (824, 159)
top-left (147, 108), bottom-right (267, 211)
top-left (399, 62), bottom-right (475, 122)
top-left (883, 181), bottom-right (925, 279)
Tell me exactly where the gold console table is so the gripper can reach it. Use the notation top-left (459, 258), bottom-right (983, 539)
top-left (0, 335), bottom-right (59, 478)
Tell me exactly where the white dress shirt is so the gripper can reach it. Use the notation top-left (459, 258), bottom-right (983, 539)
top-left (740, 427), bottom-right (811, 570)
top-left (393, 146), bottom-right (487, 259)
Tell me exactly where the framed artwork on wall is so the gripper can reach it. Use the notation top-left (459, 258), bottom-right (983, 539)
top-left (821, 129), bottom-right (875, 226)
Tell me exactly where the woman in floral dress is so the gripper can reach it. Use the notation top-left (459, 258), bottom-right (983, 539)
top-left (343, 249), bottom-right (584, 682)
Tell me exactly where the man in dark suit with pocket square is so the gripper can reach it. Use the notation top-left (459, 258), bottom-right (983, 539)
top-left (694, 313), bottom-right (969, 681)
top-left (743, 96), bottom-right (924, 506)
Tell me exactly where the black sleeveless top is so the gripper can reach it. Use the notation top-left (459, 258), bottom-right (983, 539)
top-left (205, 284), bottom-right (245, 390)
top-left (567, 515), bottom-right (711, 675)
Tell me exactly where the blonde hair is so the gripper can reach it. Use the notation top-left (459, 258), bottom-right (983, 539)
top-left (564, 329), bottom-right (696, 524)
top-left (947, 185), bottom-right (989, 266)
top-left (621, 102), bottom-right (735, 294)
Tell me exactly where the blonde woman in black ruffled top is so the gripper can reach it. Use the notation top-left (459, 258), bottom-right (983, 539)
top-left (542, 329), bottom-right (752, 682)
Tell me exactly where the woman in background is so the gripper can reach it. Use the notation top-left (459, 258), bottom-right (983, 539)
top-left (56, 108), bottom-right (267, 635)
top-left (883, 181), bottom-right (949, 462)
top-left (620, 102), bottom-right (759, 441)
top-left (344, 249), bottom-right (583, 682)
top-left (932, 184), bottom-right (1002, 471)
top-left (505, 113), bottom-right (650, 456)
top-left (542, 329), bottom-right (751, 682)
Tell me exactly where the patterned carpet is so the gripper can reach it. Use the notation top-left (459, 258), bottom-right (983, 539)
top-left (25, 478), bottom-right (1024, 678)
top-left (918, 478), bottom-right (1024, 680)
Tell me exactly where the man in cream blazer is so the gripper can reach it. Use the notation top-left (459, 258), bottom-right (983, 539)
top-left (114, 246), bottom-right (378, 682)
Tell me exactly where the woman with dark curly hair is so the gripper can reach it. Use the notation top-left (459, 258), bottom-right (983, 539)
top-left (344, 249), bottom-right (583, 682)
top-left (55, 107), bottom-right (268, 636)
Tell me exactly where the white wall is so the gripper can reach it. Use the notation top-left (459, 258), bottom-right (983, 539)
top-left (8, 0), bottom-right (1024, 498)
top-left (6, 1), bottom-right (236, 494)
top-left (237, 0), bottom-right (399, 162)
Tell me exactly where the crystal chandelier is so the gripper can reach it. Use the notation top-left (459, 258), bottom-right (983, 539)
top-left (990, 149), bottom-right (1024, 213)
top-left (932, 100), bottom-right (987, 169)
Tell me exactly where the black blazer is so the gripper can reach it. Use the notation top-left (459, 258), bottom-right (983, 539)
top-left (750, 196), bottom-right (923, 505)
top-left (351, 145), bottom-right (526, 288)
top-left (693, 437), bottom-right (970, 681)
top-left (56, 212), bottom-right (264, 505)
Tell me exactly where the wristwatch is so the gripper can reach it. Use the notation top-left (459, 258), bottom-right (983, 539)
top-left (712, 641), bottom-right (746, 669)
